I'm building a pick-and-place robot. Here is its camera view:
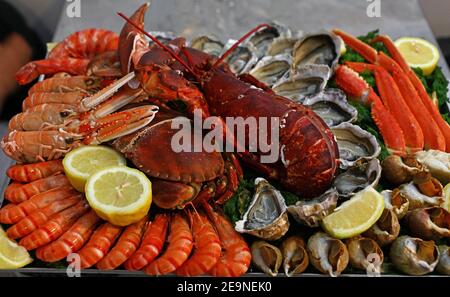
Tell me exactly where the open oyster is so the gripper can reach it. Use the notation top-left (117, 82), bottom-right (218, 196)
top-left (287, 188), bottom-right (338, 227)
top-left (333, 159), bottom-right (382, 198)
top-left (345, 236), bottom-right (384, 271)
top-left (190, 35), bottom-right (224, 57)
top-left (331, 122), bottom-right (381, 169)
top-left (390, 236), bottom-right (439, 276)
top-left (399, 173), bottom-right (444, 210)
top-left (249, 54), bottom-right (291, 87)
top-left (416, 150), bottom-right (450, 185)
top-left (292, 31), bottom-right (342, 73)
top-left (272, 64), bottom-right (330, 101)
top-left (301, 89), bottom-right (357, 127)
top-left (364, 208), bottom-right (400, 247)
top-left (281, 236), bottom-right (309, 277)
top-left (223, 40), bottom-right (258, 74)
top-left (307, 232), bottom-right (349, 277)
top-left (437, 245), bottom-right (450, 275)
top-left (147, 31), bottom-right (175, 44)
top-left (235, 178), bottom-right (289, 240)
top-left (405, 207), bottom-right (450, 241)
top-left (267, 36), bottom-right (299, 56)
top-left (381, 155), bottom-right (424, 186)
top-left (381, 189), bottom-right (409, 219)
top-left (248, 22), bottom-right (291, 58)
top-left (251, 241), bottom-right (282, 276)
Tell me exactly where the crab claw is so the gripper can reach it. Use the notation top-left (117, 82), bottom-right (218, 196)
top-left (119, 2), bottom-right (150, 74)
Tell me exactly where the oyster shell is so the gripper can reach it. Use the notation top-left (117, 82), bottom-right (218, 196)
top-left (345, 236), bottom-right (384, 271)
top-left (381, 189), bottom-right (409, 219)
top-left (190, 35), bottom-right (224, 57)
top-left (248, 22), bottom-right (291, 58)
top-left (147, 31), bottom-right (175, 44)
top-left (415, 150), bottom-right (450, 185)
top-left (223, 40), bottom-right (258, 74)
top-left (251, 241), bottom-right (282, 276)
top-left (281, 236), bottom-right (309, 277)
top-left (437, 245), bottom-right (450, 275)
top-left (399, 178), bottom-right (444, 210)
top-left (292, 31), bottom-right (342, 72)
top-left (307, 232), bottom-right (349, 277)
top-left (301, 89), bottom-right (357, 127)
top-left (331, 122), bottom-right (381, 169)
top-left (235, 178), bottom-right (289, 240)
top-left (287, 188), bottom-right (338, 227)
top-left (405, 207), bottom-right (450, 241)
top-left (364, 208), bottom-right (400, 247)
top-left (266, 36), bottom-right (299, 56)
top-left (272, 64), bottom-right (330, 101)
top-left (381, 155), bottom-right (424, 186)
top-left (390, 236), bottom-right (439, 276)
top-left (333, 159), bottom-right (382, 198)
top-left (249, 54), bottom-right (291, 87)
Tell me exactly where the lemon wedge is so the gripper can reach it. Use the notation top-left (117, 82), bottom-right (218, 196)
top-left (0, 226), bottom-right (33, 269)
top-left (85, 166), bottom-right (152, 226)
top-left (394, 37), bottom-right (440, 76)
top-left (442, 183), bottom-right (450, 212)
top-left (63, 145), bottom-right (126, 192)
top-left (321, 187), bottom-right (385, 239)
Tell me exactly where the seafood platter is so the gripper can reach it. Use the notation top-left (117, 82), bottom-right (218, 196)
top-left (1, 3), bottom-right (450, 277)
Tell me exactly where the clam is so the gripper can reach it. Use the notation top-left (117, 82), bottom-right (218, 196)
top-left (381, 155), bottom-right (424, 186)
top-left (331, 122), bottom-right (381, 169)
top-left (272, 64), bottom-right (330, 101)
top-left (223, 39), bottom-right (258, 74)
top-left (235, 178), bottom-right (289, 240)
top-left (249, 54), bottom-right (291, 87)
top-left (405, 207), bottom-right (450, 241)
top-left (301, 89), bottom-right (357, 127)
top-left (399, 174), bottom-right (444, 210)
top-left (363, 208), bottom-right (400, 247)
top-left (251, 241), bottom-right (282, 276)
top-left (281, 236), bottom-right (309, 277)
top-left (436, 245), bottom-right (450, 275)
top-left (292, 31), bottom-right (342, 72)
top-left (190, 35), bottom-right (224, 57)
top-left (248, 22), bottom-right (291, 58)
top-left (333, 159), bottom-right (382, 198)
top-left (345, 236), bottom-right (384, 271)
top-left (267, 36), bottom-right (299, 56)
top-left (381, 189), bottom-right (409, 219)
top-left (415, 149), bottom-right (450, 185)
top-left (390, 236), bottom-right (439, 276)
top-left (287, 188), bottom-right (338, 227)
top-left (307, 232), bottom-right (349, 277)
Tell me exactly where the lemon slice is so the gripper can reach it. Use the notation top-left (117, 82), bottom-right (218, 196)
top-left (394, 37), bottom-right (440, 76)
top-left (442, 183), bottom-right (450, 212)
top-left (0, 226), bottom-right (33, 269)
top-left (85, 166), bottom-right (152, 226)
top-left (322, 187), bottom-right (385, 239)
top-left (63, 145), bottom-right (126, 192)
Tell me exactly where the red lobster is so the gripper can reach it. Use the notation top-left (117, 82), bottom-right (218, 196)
top-left (97, 3), bottom-right (339, 199)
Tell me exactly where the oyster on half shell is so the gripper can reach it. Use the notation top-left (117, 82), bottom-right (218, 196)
top-left (248, 22), bottom-right (291, 58)
top-left (190, 35), bottom-right (224, 57)
top-left (301, 89), bottom-right (357, 127)
top-left (235, 178), bottom-right (289, 240)
top-left (331, 122), bottom-right (381, 169)
top-left (249, 54), bottom-right (291, 87)
top-left (223, 40), bottom-right (258, 74)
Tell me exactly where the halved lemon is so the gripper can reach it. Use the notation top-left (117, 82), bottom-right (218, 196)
top-left (394, 37), bottom-right (440, 76)
top-left (85, 166), bottom-right (152, 226)
top-left (321, 187), bottom-right (385, 239)
top-left (443, 183), bottom-right (450, 212)
top-left (0, 226), bottom-right (33, 269)
top-left (63, 145), bottom-right (126, 192)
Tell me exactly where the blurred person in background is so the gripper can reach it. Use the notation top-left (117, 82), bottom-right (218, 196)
top-left (0, 0), bottom-right (45, 119)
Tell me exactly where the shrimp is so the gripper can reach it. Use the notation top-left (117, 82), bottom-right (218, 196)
top-left (6, 160), bottom-right (64, 183)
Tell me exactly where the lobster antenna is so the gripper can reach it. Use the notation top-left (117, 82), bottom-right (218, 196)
top-left (213, 23), bottom-right (272, 68)
top-left (117, 12), bottom-right (196, 76)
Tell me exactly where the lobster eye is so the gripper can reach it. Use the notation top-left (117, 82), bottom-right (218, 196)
top-left (60, 111), bottom-right (71, 117)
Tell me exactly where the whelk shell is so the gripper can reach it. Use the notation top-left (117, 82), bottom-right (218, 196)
top-left (363, 208), bottom-right (400, 247)
top-left (405, 207), bottom-right (450, 241)
top-left (381, 189), bottom-right (409, 219)
top-left (415, 150), bottom-right (450, 185)
top-left (399, 174), bottom-right (444, 210)
top-left (281, 236), bottom-right (309, 277)
top-left (345, 236), bottom-right (384, 271)
top-left (381, 154), bottom-right (424, 186)
top-left (251, 241), bottom-right (282, 277)
top-left (436, 245), bottom-right (450, 275)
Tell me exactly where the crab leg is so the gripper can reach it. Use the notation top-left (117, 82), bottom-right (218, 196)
top-left (334, 65), bottom-right (406, 155)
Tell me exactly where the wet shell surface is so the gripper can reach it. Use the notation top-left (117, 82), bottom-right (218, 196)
top-left (363, 208), bottom-right (400, 247)
top-left (415, 150), bottom-right (450, 185)
top-left (251, 240), bottom-right (283, 276)
top-left (381, 189), bottom-right (409, 219)
top-left (399, 181), bottom-right (444, 210)
top-left (301, 88), bottom-right (357, 127)
top-left (345, 236), bottom-right (384, 271)
top-left (267, 36), bottom-right (299, 56)
top-left (235, 178), bottom-right (289, 240)
top-left (333, 158), bottom-right (382, 198)
top-left (331, 122), bottom-right (381, 169)
top-left (437, 245), bottom-right (450, 275)
top-left (281, 236), bottom-right (309, 277)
